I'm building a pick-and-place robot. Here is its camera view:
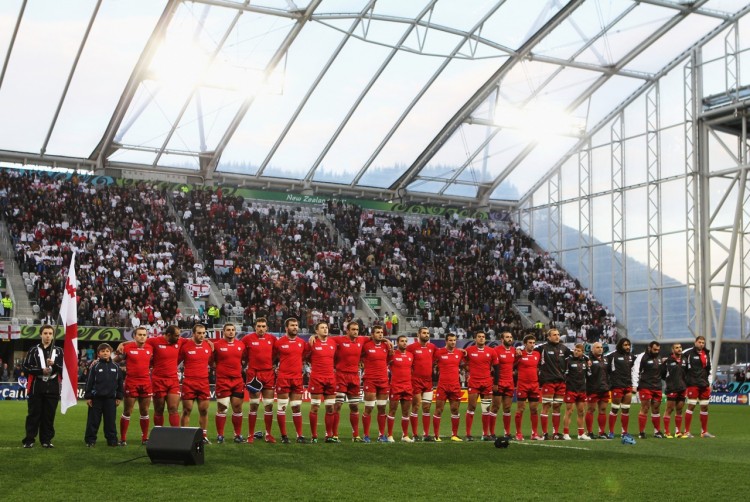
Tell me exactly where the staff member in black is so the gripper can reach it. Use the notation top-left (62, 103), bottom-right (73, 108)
top-left (22, 325), bottom-right (63, 448)
top-left (84, 343), bottom-right (124, 447)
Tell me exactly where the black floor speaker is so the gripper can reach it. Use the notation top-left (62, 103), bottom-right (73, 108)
top-left (146, 427), bottom-right (205, 465)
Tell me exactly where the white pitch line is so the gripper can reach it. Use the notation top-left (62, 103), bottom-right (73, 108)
top-left (513, 441), bottom-right (591, 451)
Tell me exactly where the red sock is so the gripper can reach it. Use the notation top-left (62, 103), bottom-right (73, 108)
top-left (401, 417), bottom-right (409, 436)
top-left (663, 415), bottom-right (671, 434)
top-left (503, 413), bottom-right (511, 436)
top-left (432, 415), bottom-right (441, 437)
top-left (264, 411), bottom-right (274, 435)
top-left (563, 426), bottom-right (570, 435)
top-left (541, 414), bottom-right (549, 434)
top-left (325, 412), bottom-right (335, 437)
top-left (489, 413), bottom-right (497, 435)
top-left (699, 411), bottom-right (708, 434)
top-left (514, 412), bottom-right (523, 435)
top-left (675, 414), bottom-right (683, 434)
top-left (277, 411), bottom-right (287, 436)
top-left (377, 414), bottom-right (386, 436)
top-left (292, 412), bottom-right (303, 436)
top-left (309, 411), bottom-right (318, 438)
top-left (651, 413), bottom-right (660, 432)
top-left (585, 412), bottom-right (593, 433)
top-left (638, 414), bottom-right (647, 433)
top-left (451, 415), bottom-right (460, 436)
top-left (597, 413), bottom-right (606, 434)
top-left (333, 411), bottom-right (340, 436)
top-left (153, 414), bottom-right (164, 427)
top-left (350, 412), bottom-right (360, 437)
top-left (248, 412), bottom-right (258, 437)
top-left (168, 412), bottom-right (180, 427)
top-left (621, 413), bottom-right (629, 433)
top-left (362, 414), bottom-right (372, 437)
top-left (552, 413), bottom-right (560, 434)
top-left (120, 415), bottom-right (130, 441)
top-left (530, 413), bottom-right (539, 436)
top-left (387, 416), bottom-right (395, 436)
top-left (422, 413), bottom-right (431, 436)
top-left (465, 411), bottom-right (474, 436)
top-left (577, 427), bottom-right (584, 436)
top-left (410, 413), bottom-right (419, 436)
top-left (608, 412), bottom-right (617, 433)
top-left (139, 415), bottom-right (150, 440)
top-left (482, 413), bottom-right (490, 435)
top-left (215, 413), bottom-right (227, 436)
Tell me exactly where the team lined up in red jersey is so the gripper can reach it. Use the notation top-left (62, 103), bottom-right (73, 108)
top-left (113, 320), bottom-right (716, 445)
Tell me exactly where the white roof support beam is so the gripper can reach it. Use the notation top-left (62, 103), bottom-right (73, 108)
top-left (0, 0), bottom-right (27, 94)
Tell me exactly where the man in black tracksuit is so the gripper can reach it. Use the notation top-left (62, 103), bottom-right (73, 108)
top-left (605, 337), bottom-right (633, 439)
top-left (22, 325), bottom-right (64, 448)
top-left (84, 343), bottom-right (124, 447)
top-left (661, 343), bottom-right (687, 437)
top-left (632, 341), bottom-right (665, 439)
top-left (534, 328), bottom-right (571, 440)
top-left (681, 335), bottom-right (713, 438)
top-left (585, 342), bottom-right (610, 438)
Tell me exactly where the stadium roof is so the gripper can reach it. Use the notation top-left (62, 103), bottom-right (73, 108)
top-left (0, 0), bottom-right (748, 207)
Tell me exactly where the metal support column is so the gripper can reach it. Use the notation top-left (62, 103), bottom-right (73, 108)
top-left (611, 113), bottom-right (626, 328)
top-left (578, 142), bottom-right (592, 288)
top-left (646, 84), bottom-right (663, 339)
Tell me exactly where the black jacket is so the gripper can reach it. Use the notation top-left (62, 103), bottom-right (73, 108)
top-left (23, 343), bottom-right (63, 397)
top-left (85, 358), bottom-right (124, 400)
top-left (564, 355), bottom-right (587, 393)
top-left (535, 342), bottom-right (571, 384)
top-left (681, 347), bottom-right (711, 387)
top-left (632, 352), bottom-right (663, 391)
top-left (605, 350), bottom-right (633, 389)
top-left (661, 355), bottom-right (686, 393)
top-left (586, 354), bottom-right (609, 393)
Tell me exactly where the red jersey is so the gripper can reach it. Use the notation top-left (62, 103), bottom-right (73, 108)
top-left (433, 348), bottom-right (464, 388)
top-left (465, 346), bottom-right (498, 384)
top-left (178, 340), bottom-right (213, 380)
top-left (361, 340), bottom-right (389, 382)
top-left (146, 336), bottom-right (184, 379)
top-left (332, 335), bottom-right (369, 373)
top-left (495, 344), bottom-right (517, 387)
top-left (308, 337), bottom-right (337, 380)
top-left (406, 341), bottom-right (437, 379)
top-left (120, 342), bottom-right (152, 383)
top-left (516, 349), bottom-right (541, 387)
top-left (242, 332), bottom-right (276, 371)
top-left (388, 350), bottom-right (414, 388)
top-left (274, 336), bottom-right (308, 379)
top-left (213, 338), bottom-right (245, 380)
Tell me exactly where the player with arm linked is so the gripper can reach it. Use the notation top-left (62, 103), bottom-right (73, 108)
top-left (387, 335), bottom-right (415, 443)
top-left (432, 333), bottom-right (465, 442)
top-left (605, 337), bottom-right (634, 441)
top-left (535, 328), bottom-right (571, 440)
top-left (515, 334), bottom-right (542, 440)
top-left (361, 325), bottom-right (392, 443)
top-left (274, 317), bottom-right (309, 444)
top-left (633, 341), bottom-right (666, 439)
top-left (146, 324), bottom-right (184, 428)
top-left (307, 321), bottom-right (337, 443)
top-left (491, 331), bottom-right (517, 440)
top-left (681, 335), bottom-right (714, 438)
top-left (585, 342), bottom-right (610, 439)
top-left (562, 343), bottom-right (590, 440)
top-left (406, 327), bottom-right (437, 441)
top-left (464, 331), bottom-right (498, 441)
top-left (178, 324), bottom-right (214, 444)
top-left (661, 343), bottom-right (687, 438)
top-left (114, 326), bottom-right (153, 446)
top-left (213, 323), bottom-right (246, 444)
top-left (242, 317), bottom-right (277, 443)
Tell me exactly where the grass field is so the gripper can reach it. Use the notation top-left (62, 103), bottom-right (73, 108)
top-left (1, 401), bottom-right (747, 501)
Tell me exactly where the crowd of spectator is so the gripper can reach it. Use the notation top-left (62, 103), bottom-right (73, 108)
top-left (0, 170), bottom-right (203, 329)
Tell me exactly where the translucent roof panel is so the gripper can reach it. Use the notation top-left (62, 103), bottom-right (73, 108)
top-left (479, 0), bottom-right (563, 50)
top-left (420, 123), bottom-right (497, 182)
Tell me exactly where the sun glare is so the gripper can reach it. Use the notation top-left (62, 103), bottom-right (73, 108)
top-left (495, 103), bottom-right (586, 142)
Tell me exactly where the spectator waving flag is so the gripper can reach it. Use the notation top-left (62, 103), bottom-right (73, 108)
top-left (60, 253), bottom-right (78, 414)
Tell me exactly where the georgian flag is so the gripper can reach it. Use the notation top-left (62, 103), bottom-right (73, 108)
top-left (60, 253), bottom-right (78, 414)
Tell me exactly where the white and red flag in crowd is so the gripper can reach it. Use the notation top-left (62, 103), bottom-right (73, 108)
top-left (60, 253), bottom-right (78, 414)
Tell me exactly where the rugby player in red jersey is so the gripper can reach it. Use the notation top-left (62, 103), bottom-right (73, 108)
top-left (562, 343), bottom-right (590, 440)
top-left (514, 334), bottom-right (542, 440)
top-left (491, 331), bottom-right (517, 439)
top-left (464, 331), bottom-right (498, 441)
top-left (307, 321), bottom-right (337, 443)
top-left (242, 317), bottom-right (277, 443)
top-left (178, 324), bottom-right (214, 443)
top-left (274, 318), bottom-right (309, 444)
top-left (330, 322), bottom-right (370, 441)
top-left (213, 323), bottom-right (246, 443)
top-left (387, 335), bottom-right (414, 443)
top-left (361, 325), bottom-right (391, 443)
top-left (536, 328), bottom-right (571, 440)
top-left (115, 326), bottom-right (153, 445)
top-left (406, 327), bottom-right (437, 441)
top-left (432, 333), bottom-right (464, 442)
top-left (146, 325), bottom-right (184, 427)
